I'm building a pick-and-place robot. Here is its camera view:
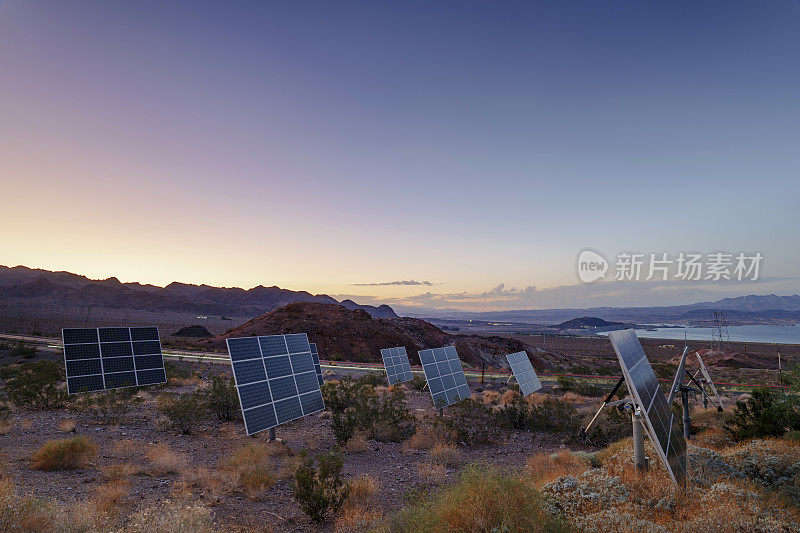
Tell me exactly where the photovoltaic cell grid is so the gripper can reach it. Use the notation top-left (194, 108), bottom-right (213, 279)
top-left (506, 351), bottom-right (542, 396)
top-left (380, 346), bottom-right (413, 385)
top-left (62, 327), bottom-right (166, 394)
top-left (309, 343), bottom-right (324, 387)
top-left (418, 346), bottom-right (470, 408)
top-left (226, 333), bottom-right (325, 435)
top-left (608, 329), bottom-right (687, 486)
top-left (696, 353), bottom-right (723, 409)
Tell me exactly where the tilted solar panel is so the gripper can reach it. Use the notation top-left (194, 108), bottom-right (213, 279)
top-left (418, 346), bottom-right (470, 408)
top-left (380, 346), bottom-right (414, 386)
top-left (226, 333), bottom-right (325, 436)
top-left (696, 353), bottom-right (723, 409)
top-left (608, 329), bottom-right (687, 486)
top-left (309, 343), bottom-right (324, 386)
top-left (62, 327), bottom-right (166, 393)
top-left (506, 351), bottom-right (542, 396)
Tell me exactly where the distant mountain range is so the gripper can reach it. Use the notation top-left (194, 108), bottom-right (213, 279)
top-left (429, 294), bottom-right (800, 325)
top-left (0, 265), bottom-right (398, 319)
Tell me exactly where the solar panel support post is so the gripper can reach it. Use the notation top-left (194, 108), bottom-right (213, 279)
top-left (680, 388), bottom-right (691, 440)
top-left (269, 427), bottom-right (276, 442)
top-left (632, 407), bottom-right (648, 472)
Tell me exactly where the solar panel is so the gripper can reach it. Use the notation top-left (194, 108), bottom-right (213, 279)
top-left (608, 329), bottom-right (686, 486)
top-left (62, 327), bottom-right (166, 394)
top-left (418, 346), bottom-right (470, 408)
top-left (380, 346), bottom-right (413, 386)
top-left (309, 342), bottom-right (324, 387)
top-left (226, 333), bottom-right (325, 436)
top-left (696, 353), bottom-right (723, 409)
top-left (505, 351), bottom-right (542, 396)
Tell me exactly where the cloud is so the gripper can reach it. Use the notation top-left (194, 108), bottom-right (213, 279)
top-left (352, 280), bottom-right (436, 287)
top-left (377, 277), bottom-right (800, 315)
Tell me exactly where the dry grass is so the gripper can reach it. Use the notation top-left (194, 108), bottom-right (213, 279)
top-left (31, 435), bottom-right (96, 470)
top-left (693, 427), bottom-right (734, 450)
top-left (526, 449), bottom-right (592, 487)
top-left (172, 467), bottom-right (236, 505)
top-left (93, 481), bottom-right (128, 515)
top-left (19, 418), bottom-right (32, 431)
top-left (416, 461), bottom-right (447, 485)
top-left (346, 433), bottom-right (370, 454)
top-left (335, 474), bottom-right (382, 532)
top-left (404, 423), bottom-right (449, 451)
top-left (560, 391), bottom-right (592, 404)
top-left (429, 444), bottom-right (463, 467)
top-left (57, 418), bottom-right (77, 433)
top-left (222, 442), bottom-right (297, 500)
top-left (480, 390), bottom-right (501, 405)
top-left (124, 501), bottom-right (214, 532)
top-left (0, 477), bottom-right (52, 531)
top-left (111, 438), bottom-right (138, 458)
top-left (392, 464), bottom-right (567, 532)
top-left (101, 462), bottom-right (140, 481)
top-left (0, 420), bottom-right (12, 435)
top-left (146, 443), bottom-right (189, 475)
top-left (500, 389), bottom-right (519, 405)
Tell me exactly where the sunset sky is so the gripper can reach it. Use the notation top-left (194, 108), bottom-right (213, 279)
top-left (1, 1), bottom-right (798, 311)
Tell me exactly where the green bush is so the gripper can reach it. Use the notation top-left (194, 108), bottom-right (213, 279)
top-left (438, 398), bottom-right (499, 446)
top-left (69, 388), bottom-right (142, 424)
top-left (0, 361), bottom-right (67, 410)
top-left (408, 374), bottom-right (427, 391)
top-left (387, 463), bottom-right (568, 532)
top-left (495, 395), bottom-right (581, 434)
top-left (585, 405), bottom-right (632, 445)
top-left (158, 391), bottom-right (206, 434)
top-left (357, 372), bottom-right (387, 387)
top-left (293, 450), bottom-right (349, 523)
top-left (322, 378), bottom-right (412, 444)
top-left (164, 360), bottom-right (192, 381)
top-left (724, 387), bottom-right (800, 441)
top-left (11, 342), bottom-right (37, 359)
top-left (202, 373), bottom-right (240, 421)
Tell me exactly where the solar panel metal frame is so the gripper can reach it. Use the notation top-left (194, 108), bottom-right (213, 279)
top-left (608, 329), bottom-right (687, 486)
top-left (226, 333), bottom-right (325, 436)
top-left (380, 346), bottom-right (414, 386)
top-left (418, 346), bottom-right (470, 408)
top-left (505, 351), bottom-right (542, 396)
top-left (309, 342), bottom-right (324, 387)
top-left (62, 327), bottom-right (166, 394)
top-left (696, 353), bottom-right (723, 409)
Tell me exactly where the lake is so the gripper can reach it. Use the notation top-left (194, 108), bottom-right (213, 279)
top-left (603, 324), bottom-right (800, 345)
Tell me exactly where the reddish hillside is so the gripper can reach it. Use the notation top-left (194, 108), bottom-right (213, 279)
top-left (202, 302), bottom-right (542, 368)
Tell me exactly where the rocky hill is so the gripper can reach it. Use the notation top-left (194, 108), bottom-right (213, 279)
top-left (203, 302), bottom-right (542, 368)
top-left (551, 316), bottom-right (624, 330)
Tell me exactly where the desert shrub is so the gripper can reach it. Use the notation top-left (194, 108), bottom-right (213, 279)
top-left (11, 342), bottom-right (36, 359)
top-left (322, 378), bottom-right (411, 444)
top-left (408, 374), bottom-right (427, 391)
top-left (294, 450), bottom-right (349, 523)
top-left (495, 395), bottom-right (581, 435)
top-left (70, 387), bottom-right (142, 424)
top-left (437, 398), bottom-right (499, 446)
top-left (585, 405), bottom-right (632, 446)
top-left (0, 361), bottom-right (67, 410)
top-left (201, 373), bottom-right (240, 421)
top-left (164, 360), bottom-right (192, 381)
top-left (159, 391), bottom-right (207, 434)
top-left (358, 372), bottom-right (387, 388)
top-left (0, 403), bottom-right (10, 422)
top-left (0, 478), bottom-right (52, 531)
top-left (724, 387), bottom-right (800, 441)
top-left (32, 435), bottom-right (96, 470)
top-left (557, 376), bottom-right (604, 397)
top-left (429, 444), bottom-right (462, 467)
top-left (388, 463), bottom-right (568, 532)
